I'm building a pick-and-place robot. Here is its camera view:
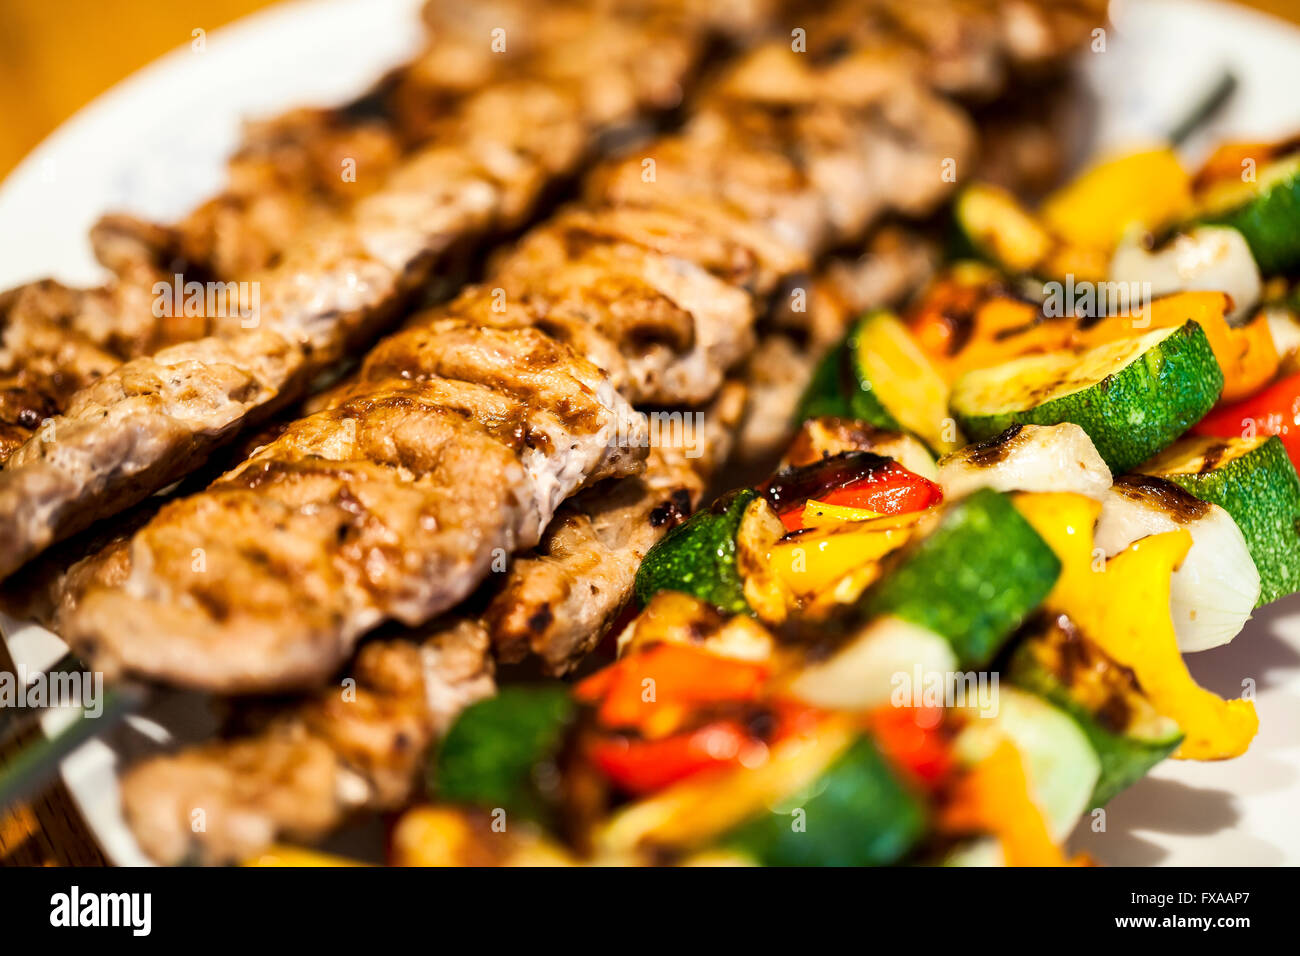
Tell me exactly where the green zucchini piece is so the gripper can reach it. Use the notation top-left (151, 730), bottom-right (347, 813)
top-left (952, 183), bottom-right (1055, 275)
top-left (634, 488), bottom-right (756, 614)
top-left (1009, 615), bottom-right (1182, 808)
top-left (953, 687), bottom-right (1099, 842)
top-left (950, 321), bottom-right (1223, 474)
top-left (433, 686), bottom-right (576, 824)
top-left (850, 487), bottom-right (1060, 667)
top-left (795, 311), bottom-right (959, 455)
top-left (1141, 434), bottom-right (1300, 605)
top-left (722, 734), bottom-right (927, 866)
top-left (1197, 155), bottom-right (1300, 276)
top-left (795, 330), bottom-right (899, 429)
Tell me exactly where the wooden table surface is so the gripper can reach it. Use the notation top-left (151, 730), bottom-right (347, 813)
top-left (2, 0), bottom-right (1299, 867)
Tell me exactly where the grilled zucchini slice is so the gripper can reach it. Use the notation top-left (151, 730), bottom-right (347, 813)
top-left (953, 686), bottom-right (1099, 842)
top-left (634, 488), bottom-right (759, 615)
top-left (1140, 434), bottom-right (1300, 605)
top-left (829, 488), bottom-right (1060, 668)
top-left (1009, 615), bottom-right (1183, 808)
top-left (1196, 154), bottom-right (1300, 276)
top-left (950, 321), bottom-right (1223, 474)
top-left (796, 311), bottom-right (961, 455)
top-left (433, 686), bottom-right (577, 825)
top-left (722, 733), bottom-right (927, 867)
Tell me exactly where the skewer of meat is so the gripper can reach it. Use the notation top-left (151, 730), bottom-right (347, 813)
top-left (108, 216), bottom-right (975, 865)
top-left (0, 4), bottom-right (722, 580)
top-left (0, 0), bottom-right (1100, 578)
top-left (101, 217), bottom-right (952, 864)
top-left (50, 35), bottom-right (977, 693)
top-left (115, 385), bottom-right (743, 865)
top-left (45, 0), bottom-right (1112, 868)
top-left (39, 0), bottom-right (1107, 685)
top-left (0, 0), bottom-right (770, 464)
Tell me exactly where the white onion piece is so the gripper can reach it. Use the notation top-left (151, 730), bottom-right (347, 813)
top-left (1264, 304), bottom-right (1300, 363)
top-left (1110, 226), bottom-right (1262, 323)
top-left (938, 423), bottom-right (1112, 501)
top-left (788, 615), bottom-right (956, 711)
top-left (1095, 483), bottom-right (1260, 652)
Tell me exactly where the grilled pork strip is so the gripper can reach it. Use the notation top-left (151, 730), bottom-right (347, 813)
top-left (0, 20), bottom-right (711, 578)
top-left (116, 383), bottom-right (741, 865)
top-left (60, 321), bottom-right (646, 691)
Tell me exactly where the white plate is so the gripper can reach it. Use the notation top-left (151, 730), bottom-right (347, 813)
top-left (3, 0), bottom-right (1300, 866)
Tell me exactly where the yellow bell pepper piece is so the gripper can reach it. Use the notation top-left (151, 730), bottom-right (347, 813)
top-left (768, 522), bottom-right (915, 596)
top-left (1013, 493), bottom-right (1258, 760)
top-left (942, 741), bottom-right (1080, 867)
top-left (1040, 147), bottom-right (1192, 252)
top-left (800, 499), bottom-right (884, 528)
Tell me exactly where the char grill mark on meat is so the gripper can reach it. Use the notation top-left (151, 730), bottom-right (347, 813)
top-left (58, 322), bottom-right (646, 691)
top-left (115, 382), bottom-right (742, 865)
top-left (42, 4), bottom-right (983, 674)
top-left (486, 381), bottom-right (746, 673)
top-left (0, 7), bottom-right (713, 578)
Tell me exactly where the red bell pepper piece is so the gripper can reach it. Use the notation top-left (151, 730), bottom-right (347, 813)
top-left (869, 705), bottom-right (953, 788)
top-left (775, 465), bottom-right (941, 532)
top-left (590, 720), bottom-right (754, 794)
top-left (1194, 372), bottom-right (1300, 472)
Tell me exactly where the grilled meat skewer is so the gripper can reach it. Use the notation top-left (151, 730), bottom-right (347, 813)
top-left (0, 9), bottom-right (717, 580)
top-left (117, 387), bottom-right (742, 865)
top-left (0, 0), bottom-right (1101, 579)
top-left (51, 49), bottom-right (975, 692)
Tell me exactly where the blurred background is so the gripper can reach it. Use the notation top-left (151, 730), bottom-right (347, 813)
top-left (1, 0), bottom-right (1298, 179)
top-left (0, 0), bottom-right (273, 176)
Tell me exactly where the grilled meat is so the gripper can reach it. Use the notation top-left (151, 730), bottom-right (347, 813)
top-left (37, 0), bottom-right (994, 692)
top-left (116, 383), bottom-right (740, 864)
top-left (0, 28), bottom-right (709, 579)
top-left (59, 321), bottom-right (646, 691)
top-left (0, 0), bottom-right (1100, 578)
top-left (121, 617), bottom-right (495, 866)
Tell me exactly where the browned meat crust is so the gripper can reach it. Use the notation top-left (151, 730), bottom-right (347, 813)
top-left (58, 321), bottom-right (646, 691)
top-left (0, 13), bottom-right (711, 579)
top-left (486, 381), bottom-right (747, 673)
top-left (116, 382), bottom-right (741, 865)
